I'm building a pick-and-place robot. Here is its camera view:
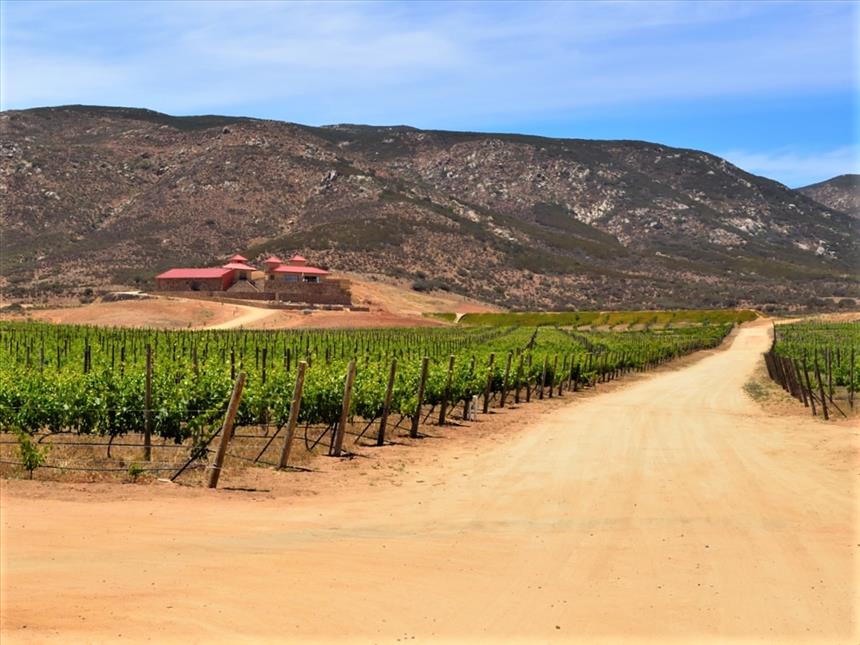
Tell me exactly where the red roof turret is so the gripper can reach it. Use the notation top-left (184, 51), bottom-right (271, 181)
top-left (228, 254), bottom-right (248, 262)
top-left (263, 255), bottom-right (283, 265)
top-left (288, 254), bottom-right (308, 265)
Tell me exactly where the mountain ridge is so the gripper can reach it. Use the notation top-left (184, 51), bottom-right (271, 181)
top-left (797, 174), bottom-right (859, 219)
top-left (1, 105), bottom-right (856, 309)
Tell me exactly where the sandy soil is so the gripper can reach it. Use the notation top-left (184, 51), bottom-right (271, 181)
top-left (3, 273), bottom-right (498, 330)
top-left (5, 298), bottom-right (243, 329)
top-left (343, 273), bottom-right (500, 316)
top-left (4, 297), bottom-right (448, 330)
top-left (1, 320), bottom-right (857, 643)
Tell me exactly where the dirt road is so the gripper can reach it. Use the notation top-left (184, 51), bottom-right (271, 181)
top-left (1, 321), bottom-right (856, 643)
top-left (202, 303), bottom-right (278, 329)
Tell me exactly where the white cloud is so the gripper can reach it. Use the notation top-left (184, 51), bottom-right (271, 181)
top-left (720, 146), bottom-right (860, 187)
top-left (1, 0), bottom-right (855, 121)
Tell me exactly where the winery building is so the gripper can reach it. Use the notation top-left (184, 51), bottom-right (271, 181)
top-left (154, 253), bottom-right (351, 306)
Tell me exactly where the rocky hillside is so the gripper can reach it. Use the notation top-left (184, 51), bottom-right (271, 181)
top-left (797, 174), bottom-right (859, 218)
top-left (2, 105), bottom-right (857, 310)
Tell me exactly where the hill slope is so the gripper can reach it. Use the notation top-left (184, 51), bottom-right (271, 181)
top-left (1, 105), bottom-right (856, 309)
top-left (797, 174), bottom-right (859, 218)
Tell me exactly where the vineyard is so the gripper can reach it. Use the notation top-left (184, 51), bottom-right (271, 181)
top-left (0, 320), bottom-right (734, 483)
top-left (434, 308), bottom-right (758, 327)
top-left (765, 321), bottom-right (858, 419)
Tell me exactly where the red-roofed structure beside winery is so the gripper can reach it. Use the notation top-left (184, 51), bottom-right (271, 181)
top-left (155, 267), bottom-right (235, 291)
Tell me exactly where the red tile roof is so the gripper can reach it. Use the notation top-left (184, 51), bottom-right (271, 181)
top-left (288, 254), bottom-right (308, 264)
top-left (272, 265), bottom-right (329, 275)
top-left (263, 256), bottom-right (283, 264)
top-left (228, 254), bottom-right (248, 262)
top-left (156, 268), bottom-right (233, 279)
top-left (222, 262), bottom-right (257, 271)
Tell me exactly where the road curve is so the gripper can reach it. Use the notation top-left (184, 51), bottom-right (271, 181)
top-left (201, 303), bottom-right (278, 329)
top-left (1, 321), bottom-right (856, 643)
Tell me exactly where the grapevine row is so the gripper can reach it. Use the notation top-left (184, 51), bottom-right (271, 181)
top-left (1, 322), bottom-right (734, 443)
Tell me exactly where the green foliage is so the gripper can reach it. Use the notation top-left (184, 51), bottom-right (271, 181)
top-left (127, 463), bottom-right (145, 481)
top-left (0, 321), bottom-right (734, 439)
top-left (773, 321), bottom-right (859, 392)
top-left (15, 430), bottom-right (48, 478)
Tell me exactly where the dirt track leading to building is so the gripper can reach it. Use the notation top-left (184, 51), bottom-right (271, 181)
top-left (202, 302), bottom-right (279, 329)
top-left (1, 321), bottom-right (857, 643)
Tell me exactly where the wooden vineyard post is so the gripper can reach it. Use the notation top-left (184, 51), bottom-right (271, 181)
top-left (558, 354), bottom-right (567, 396)
top-left (850, 347), bottom-right (855, 410)
top-left (483, 353), bottom-right (495, 414)
top-left (569, 353), bottom-right (577, 391)
top-left (499, 351), bottom-right (513, 408)
top-left (144, 344), bottom-right (153, 462)
top-left (780, 356), bottom-right (796, 398)
top-left (539, 355), bottom-right (548, 400)
top-left (814, 358), bottom-right (829, 421)
top-left (525, 354), bottom-right (533, 403)
top-left (792, 359), bottom-right (809, 408)
top-left (549, 355), bottom-right (558, 398)
top-left (763, 352), bottom-right (776, 382)
top-left (438, 355), bottom-right (456, 425)
top-left (463, 355), bottom-right (476, 418)
top-left (802, 359), bottom-right (817, 417)
top-left (410, 357), bottom-right (430, 439)
top-left (826, 349), bottom-right (833, 403)
top-left (377, 359), bottom-right (397, 446)
top-left (207, 372), bottom-right (246, 489)
top-left (776, 354), bottom-right (789, 392)
top-left (790, 357), bottom-right (804, 402)
top-left (277, 361), bottom-right (306, 469)
top-left (331, 360), bottom-right (357, 457)
top-left (514, 354), bottom-right (524, 405)
top-left (787, 356), bottom-right (802, 400)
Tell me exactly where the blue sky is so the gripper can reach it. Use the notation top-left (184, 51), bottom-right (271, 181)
top-left (1, 0), bottom-right (856, 186)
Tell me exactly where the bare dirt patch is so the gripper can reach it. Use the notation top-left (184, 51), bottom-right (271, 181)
top-left (1, 273), bottom-right (495, 330)
top-left (3, 298), bottom-right (240, 329)
top-left (343, 272), bottom-right (501, 315)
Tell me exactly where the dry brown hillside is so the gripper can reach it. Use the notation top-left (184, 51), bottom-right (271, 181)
top-left (797, 174), bottom-right (860, 218)
top-left (2, 105), bottom-right (857, 310)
